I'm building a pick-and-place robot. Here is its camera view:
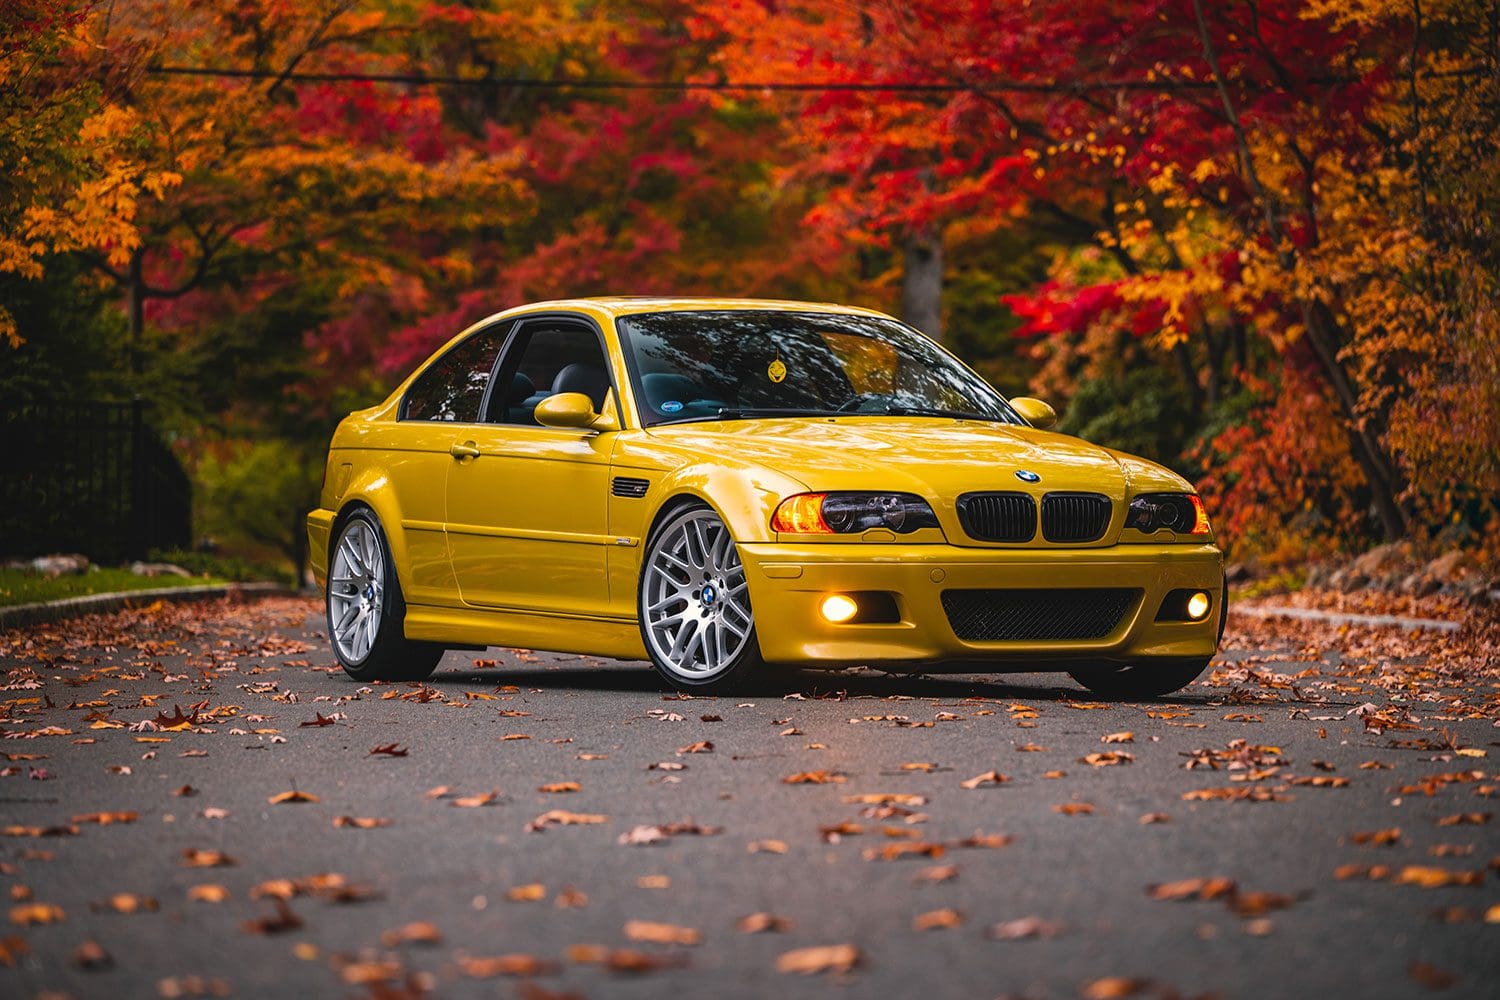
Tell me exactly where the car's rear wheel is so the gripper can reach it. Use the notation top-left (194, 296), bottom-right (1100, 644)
top-left (1067, 656), bottom-right (1210, 700)
top-left (639, 504), bottom-right (763, 692)
top-left (327, 511), bottom-right (444, 683)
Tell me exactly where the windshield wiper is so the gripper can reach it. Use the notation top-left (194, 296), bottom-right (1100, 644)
top-left (653, 407), bottom-right (839, 426)
top-left (881, 404), bottom-right (1003, 422)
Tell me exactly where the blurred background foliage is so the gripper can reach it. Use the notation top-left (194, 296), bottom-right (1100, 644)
top-left (3, 0), bottom-right (1497, 582)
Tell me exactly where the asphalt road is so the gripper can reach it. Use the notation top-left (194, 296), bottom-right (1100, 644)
top-left (2, 596), bottom-right (1497, 1000)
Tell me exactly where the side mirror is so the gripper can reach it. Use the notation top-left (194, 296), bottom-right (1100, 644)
top-left (534, 392), bottom-right (619, 432)
top-left (1010, 396), bottom-right (1057, 429)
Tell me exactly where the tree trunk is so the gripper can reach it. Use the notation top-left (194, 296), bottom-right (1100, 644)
top-left (902, 230), bottom-right (943, 341)
top-left (128, 249), bottom-right (145, 377)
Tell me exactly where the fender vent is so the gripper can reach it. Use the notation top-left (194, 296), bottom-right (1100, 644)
top-left (611, 476), bottom-right (650, 498)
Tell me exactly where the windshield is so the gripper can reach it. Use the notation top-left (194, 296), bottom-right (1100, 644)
top-left (616, 310), bottom-right (1022, 427)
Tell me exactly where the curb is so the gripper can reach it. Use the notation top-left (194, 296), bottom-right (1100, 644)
top-left (0, 582), bottom-right (298, 632)
top-left (1231, 604), bottom-right (1461, 633)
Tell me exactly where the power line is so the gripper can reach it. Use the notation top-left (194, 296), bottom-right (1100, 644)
top-left (147, 63), bottom-right (1319, 94)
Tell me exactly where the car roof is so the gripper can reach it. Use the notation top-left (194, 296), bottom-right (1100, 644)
top-left (500, 297), bottom-right (895, 320)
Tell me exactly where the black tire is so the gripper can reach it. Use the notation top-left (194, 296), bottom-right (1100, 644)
top-left (1067, 656), bottom-right (1210, 699)
top-left (326, 510), bottom-right (444, 683)
top-left (637, 502), bottom-right (764, 693)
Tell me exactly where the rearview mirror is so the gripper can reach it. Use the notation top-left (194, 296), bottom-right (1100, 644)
top-left (534, 392), bottom-right (619, 432)
top-left (1009, 396), bottom-right (1057, 429)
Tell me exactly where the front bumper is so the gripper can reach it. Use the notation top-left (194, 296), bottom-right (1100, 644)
top-left (737, 541), bottom-right (1223, 668)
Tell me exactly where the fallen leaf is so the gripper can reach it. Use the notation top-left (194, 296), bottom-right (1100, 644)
top-left (617, 820), bottom-right (721, 844)
top-left (241, 899), bottom-right (302, 935)
top-left (459, 953), bottom-right (560, 978)
top-left (187, 884), bottom-right (229, 903)
top-left (1054, 803), bottom-right (1095, 816)
top-left (538, 782), bottom-right (581, 794)
top-left (676, 741), bottom-right (714, 754)
top-left (1394, 865), bottom-right (1485, 888)
top-left (1139, 813), bottom-right (1171, 824)
top-left (959, 770), bottom-right (1010, 788)
top-left (368, 743), bottom-right (408, 757)
top-left (1437, 813), bottom-right (1491, 826)
top-left (300, 712), bottom-right (337, 728)
top-left (988, 916), bottom-right (1064, 940)
top-left (1408, 961), bottom-right (1459, 990)
top-left (1351, 828), bottom-right (1402, 846)
top-left (71, 811), bottom-right (138, 825)
top-left (94, 892), bottom-right (158, 914)
top-left (182, 849), bottom-right (235, 868)
top-left (451, 790), bottom-right (499, 808)
top-left (624, 920), bottom-right (700, 945)
top-left (1102, 732), bottom-right (1135, 743)
top-left (776, 943), bottom-right (860, 975)
top-left (783, 770), bottom-right (846, 784)
top-left (1082, 977), bottom-right (1152, 999)
top-left (912, 908), bottom-right (963, 931)
top-left (737, 912), bottom-right (792, 933)
top-left (268, 789), bottom-right (320, 805)
top-left (862, 842), bottom-right (945, 862)
top-left (507, 883), bottom-right (547, 902)
top-left (73, 938), bottom-right (111, 969)
top-left (527, 810), bottom-right (608, 832)
top-left (9, 902), bottom-right (64, 925)
top-left (555, 885), bottom-right (588, 908)
top-left (1080, 752), bottom-right (1134, 767)
top-left (954, 831), bottom-right (1013, 848)
top-left (332, 815), bottom-right (391, 829)
top-left (1148, 878), bottom-right (1238, 902)
top-left (748, 839), bottom-right (788, 854)
top-left (915, 864), bottom-right (959, 882)
top-left (636, 875), bottom-right (671, 890)
top-left (842, 793), bottom-right (925, 806)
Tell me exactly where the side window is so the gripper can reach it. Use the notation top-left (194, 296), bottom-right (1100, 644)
top-left (490, 320), bottom-right (612, 426)
top-left (401, 322), bottom-right (512, 422)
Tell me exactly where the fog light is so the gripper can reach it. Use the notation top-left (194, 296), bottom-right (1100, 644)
top-left (1186, 591), bottom-right (1212, 621)
top-left (820, 594), bottom-right (859, 623)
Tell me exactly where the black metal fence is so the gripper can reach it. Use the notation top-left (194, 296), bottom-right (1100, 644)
top-left (0, 400), bottom-right (191, 563)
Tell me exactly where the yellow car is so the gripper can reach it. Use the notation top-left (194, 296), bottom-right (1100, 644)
top-left (308, 298), bottom-right (1224, 697)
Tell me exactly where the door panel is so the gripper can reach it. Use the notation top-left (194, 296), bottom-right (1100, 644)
top-left (443, 314), bottom-right (619, 616)
top-left (444, 428), bottom-right (613, 614)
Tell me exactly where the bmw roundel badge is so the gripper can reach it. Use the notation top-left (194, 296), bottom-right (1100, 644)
top-left (1015, 470), bottom-right (1041, 484)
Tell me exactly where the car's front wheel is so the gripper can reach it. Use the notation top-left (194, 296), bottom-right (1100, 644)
top-left (327, 510), bottom-right (444, 683)
top-left (1067, 656), bottom-right (1210, 700)
top-left (638, 503), bottom-right (763, 692)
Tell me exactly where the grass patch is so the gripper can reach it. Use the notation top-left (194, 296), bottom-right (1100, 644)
top-left (0, 567), bottom-right (230, 607)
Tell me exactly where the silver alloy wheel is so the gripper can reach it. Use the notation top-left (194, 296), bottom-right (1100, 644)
top-left (643, 509), bottom-right (753, 679)
top-left (328, 519), bottom-right (384, 665)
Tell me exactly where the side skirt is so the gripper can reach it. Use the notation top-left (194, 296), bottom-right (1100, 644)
top-left (403, 604), bottom-right (648, 660)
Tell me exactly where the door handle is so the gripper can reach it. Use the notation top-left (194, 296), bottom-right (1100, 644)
top-left (449, 441), bottom-right (480, 460)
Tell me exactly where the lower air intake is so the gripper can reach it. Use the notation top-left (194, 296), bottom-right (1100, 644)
top-left (941, 587), bottom-right (1140, 642)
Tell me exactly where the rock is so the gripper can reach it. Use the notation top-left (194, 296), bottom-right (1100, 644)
top-left (129, 561), bottom-right (193, 578)
top-left (1225, 562), bottom-right (1252, 584)
top-left (1304, 563), bottom-right (1332, 590)
top-left (1399, 573), bottom-right (1441, 598)
top-left (30, 554), bottom-right (89, 577)
top-left (1349, 542), bottom-right (1409, 579)
top-left (1338, 570), bottom-right (1370, 593)
top-left (1423, 550), bottom-right (1469, 583)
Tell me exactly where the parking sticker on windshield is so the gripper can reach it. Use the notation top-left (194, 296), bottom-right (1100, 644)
top-left (660, 400), bottom-right (684, 413)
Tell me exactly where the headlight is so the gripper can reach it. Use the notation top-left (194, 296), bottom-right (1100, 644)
top-left (771, 492), bottom-right (940, 534)
top-left (1125, 493), bottom-right (1211, 536)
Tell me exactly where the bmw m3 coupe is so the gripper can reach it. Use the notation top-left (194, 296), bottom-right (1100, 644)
top-left (308, 298), bottom-right (1225, 696)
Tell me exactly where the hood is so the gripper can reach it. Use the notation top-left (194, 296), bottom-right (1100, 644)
top-left (645, 417), bottom-right (1164, 499)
